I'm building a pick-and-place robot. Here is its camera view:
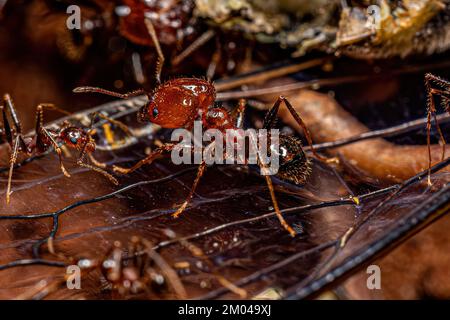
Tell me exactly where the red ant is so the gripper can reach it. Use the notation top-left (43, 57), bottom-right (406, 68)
top-left (424, 73), bottom-right (450, 185)
top-left (0, 94), bottom-right (126, 203)
top-left (74, 77), bottom-right (336, 236)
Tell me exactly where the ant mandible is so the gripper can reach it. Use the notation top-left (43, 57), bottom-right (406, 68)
top-left (74, 76), bottom-right (336, 236)
top-left (0, 94), bottom-right (125, 203)
top-left (424, 73), bottom-right (450, 185)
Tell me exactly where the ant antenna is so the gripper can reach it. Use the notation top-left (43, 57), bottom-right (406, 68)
top-left (73, 87), bottom-right (146, 99)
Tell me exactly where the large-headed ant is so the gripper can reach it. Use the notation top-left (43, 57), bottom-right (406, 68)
top-left (0, 94), bottom-right (125, 203)
top-left (424, 73), bottom-right (450, 185)
top-left (74, 73), bottom-right (335, 236)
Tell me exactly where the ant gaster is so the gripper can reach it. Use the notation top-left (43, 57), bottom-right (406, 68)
top-left (0, 94), bottom-right (122, 203)
top-left (74, 78), bottom-right (335, 237)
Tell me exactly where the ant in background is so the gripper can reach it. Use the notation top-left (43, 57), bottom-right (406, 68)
top-left (424, 73), bottom-right (450, 185)
top-left (0, 94), bottom-right (128, 203)
top-left (93, 237), bottom-right (183, 298)
top-left (74, 56), bottom-right (336, 236)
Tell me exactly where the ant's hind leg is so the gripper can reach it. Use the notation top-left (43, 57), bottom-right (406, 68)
top-left (172, 160), bottom-right (207, 219)
top-left (264, 96), bottom-right (338, 164)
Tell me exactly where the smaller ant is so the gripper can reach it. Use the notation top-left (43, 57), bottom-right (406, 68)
top-left (0, 94), bottom-right (123, 204)
top-left (424, 73), bottom-right (450, 185)
top-left (74, 76), bottom-right (336, 236)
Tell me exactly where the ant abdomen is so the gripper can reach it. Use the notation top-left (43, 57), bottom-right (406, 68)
top-left (276, 135), bottom-right (311, 185)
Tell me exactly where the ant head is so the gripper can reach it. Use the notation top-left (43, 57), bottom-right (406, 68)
top-left (139, 78), bottom-right (216, 129)
top-left (59, 127), bottom-right (95, 152)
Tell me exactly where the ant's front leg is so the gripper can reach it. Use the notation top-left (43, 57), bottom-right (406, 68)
top-left (264, 95), bottom-right (338, 164)
top-left (76, 139), bottom-right (119, 185)
top-left (34, 104), bottom-right (71, 177)
top-left (112, 143), bottom-right (175, 175)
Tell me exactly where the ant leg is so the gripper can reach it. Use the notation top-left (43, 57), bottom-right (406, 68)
top-left (1, 103), bottom-right (13, 146)
top-left (77, 160), bottom-right (118, 185)
top-left (112, 143), bottom-right (175, 174)
top-left (233, 99), bottom-right (246, 129)
top-left (2, 95), bottom-right (33, 203)
top-left (76, 138), bottom-right (118, 185)
top-left (424, 73), bottom-right (450, 185)
top-left (88, 153), bottom-right (107, 169)
top-left (3, 94), bottom-right (27, 150)
top-left (35, 103), bottom-right (71, 142)
top-left (41, 128), bottom-right (71, 178)
top-left (144, 18), bottom-right (165, 84)
top-left (172, 160), bottom-right (207, 219)
top-left (172, 29), bottom-right (215, 66)
top-left (264, 95), bottom-right (338, 164)
top-left (5, 136), bottom-right (20, 204)
top-left (33, 104), bottom-right (71, 177)
top-left (262, 172), bottom-right (296, 237)
top-left (3, 94), bottom-right (23, 135)
top-left (247, 130), bottom-right (296, 237)
top-left (73, 87), bottom-right (147, 99)
top-left (206, 38), bottom-right (222, 80)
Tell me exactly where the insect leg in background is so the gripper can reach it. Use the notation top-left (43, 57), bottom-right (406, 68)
top-left (73, 112), bottom-right (121, 185)
top-left (144, 18), bottom-right (165, 84)
top-left (424, 73), bottom-right (450, 185)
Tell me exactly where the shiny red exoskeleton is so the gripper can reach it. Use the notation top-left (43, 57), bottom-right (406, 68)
top-left (74, 77), bottom-right (334, 236)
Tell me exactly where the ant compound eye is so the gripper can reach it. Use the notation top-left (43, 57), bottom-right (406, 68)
top-left (152, 107), bottom-right (159, 118)
top-left (70, 137), bottom-right (78, 144)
